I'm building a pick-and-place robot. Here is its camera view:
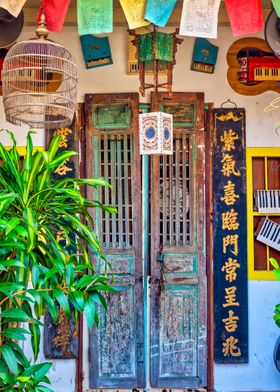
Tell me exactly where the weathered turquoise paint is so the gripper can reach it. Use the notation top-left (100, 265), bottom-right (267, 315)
top-left (140, 103), bottom-right (150, 391)
top-left (88, 94), bottom-right (144, 389)
top-left (93, 104), bottom-right (131, 128)
top-left (150, 99), bottom-right (207, 389)
top-left (160, 103), bottom-right (196, 127)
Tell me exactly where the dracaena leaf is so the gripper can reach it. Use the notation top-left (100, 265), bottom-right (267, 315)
top-left (84, 297), bottom-right (96, 330)
top-left (0, 345), bottom-right (18, 374)
top-left (0, 308), bottom-right (31, 321)
top-left (2, 327), bottom-right (30, 341)
top-left (53, 288), bottom-right (71, 317)
top-left (29, 323), bottom-right (41, 362)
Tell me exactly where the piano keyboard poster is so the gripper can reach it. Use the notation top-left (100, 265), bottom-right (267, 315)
top-left (212, 108), bottom-right (248, 363)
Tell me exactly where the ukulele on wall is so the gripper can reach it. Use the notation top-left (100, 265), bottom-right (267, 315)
top-left (227, 37), bottom-right (280, 96)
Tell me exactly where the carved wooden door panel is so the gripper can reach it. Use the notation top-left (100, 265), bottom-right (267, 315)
top-left (150, 92), bottom-right (207, 388)
top-left (85, 93), bottom-right (144, 388)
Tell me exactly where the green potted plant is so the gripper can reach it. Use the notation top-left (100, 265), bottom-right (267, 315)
top-left (0, 131), bottom-right (115, 391)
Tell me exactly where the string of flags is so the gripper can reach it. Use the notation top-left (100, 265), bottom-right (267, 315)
top-left (0, 0), bottom-right (270, 38)
top-left (73, 0), bottom-right (266, 38)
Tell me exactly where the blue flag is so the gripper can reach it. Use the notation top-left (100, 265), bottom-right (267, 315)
top-left (144, 0), bottom-right (177, 27)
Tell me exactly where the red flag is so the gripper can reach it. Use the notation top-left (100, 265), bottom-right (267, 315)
top-left (36, 0), bottom-right (70, 32)
top-left (225, 0), bottom-right (264, 36)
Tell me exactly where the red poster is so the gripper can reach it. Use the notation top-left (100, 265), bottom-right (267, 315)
top-left (225, 0), bottom-right (264, 36)
top-left (36, 0), bottom-right (70, 32)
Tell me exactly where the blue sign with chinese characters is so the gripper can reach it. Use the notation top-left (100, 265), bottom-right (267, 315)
top-left (80, 35), bottom-right (113, 69)
top-left (44, 118), bottom-right (80, 359)
top-left (212, 108), bottom-right (248, 363)
top-left (191, 38), bottom-right (218, 74)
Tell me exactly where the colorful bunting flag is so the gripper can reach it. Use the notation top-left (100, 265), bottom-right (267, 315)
top-left (224, 0), bottom-right (264, 37)
top-left (77, 0), bottom-right (113, 36)
top-left (179, 0), bottom-right (221, 38)
top-left (272, 0), bottom-right (280, 17)
top-left (119, 0), bottom-right (150, 29)
top-left (0, 0), bottom-right (26, 17)
top-left (36, 0), bottom-right (70, 32)
top-left (144, 0), bottom-right (177, 28)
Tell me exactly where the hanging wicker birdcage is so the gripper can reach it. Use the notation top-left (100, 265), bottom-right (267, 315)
top-left (2, 14), bottom-right (78, 129)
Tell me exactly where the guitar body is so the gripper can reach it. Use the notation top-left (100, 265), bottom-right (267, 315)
top-left (227, 37), bottom-right (280, 95)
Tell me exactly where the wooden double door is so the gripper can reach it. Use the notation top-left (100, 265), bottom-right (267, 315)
top-left (84, 92), bottom-right (208, 390)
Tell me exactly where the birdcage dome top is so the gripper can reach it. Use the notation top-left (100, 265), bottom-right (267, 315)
top-left (2, 37), bottom-right (78, 129)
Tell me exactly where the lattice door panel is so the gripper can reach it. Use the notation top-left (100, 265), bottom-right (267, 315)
top-left (85, 93), bottom-right (144, 388)
top-left (98, 134), bottom-right (134, 248)
top-left (159, 133), bottom-right (191, 247)
top-left (150, 92), bottom-right (207, 389)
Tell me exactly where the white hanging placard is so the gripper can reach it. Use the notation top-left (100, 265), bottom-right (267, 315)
top-left (139, 111), bottom-right (173, 155)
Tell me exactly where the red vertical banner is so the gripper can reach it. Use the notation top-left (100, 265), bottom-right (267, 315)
top-left (36, 0), bottom-right (70, 32)
top-left (225, 0), bottom-right (264, 36)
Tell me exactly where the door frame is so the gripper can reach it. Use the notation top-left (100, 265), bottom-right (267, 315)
top-left (78, 93), bottom-right (214, 392)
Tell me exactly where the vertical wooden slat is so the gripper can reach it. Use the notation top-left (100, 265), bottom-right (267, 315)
top-left (163, 155), bottom-right (167, 245)
top-left (93, 136), bottom-right (101, 238)
top-left (111, 136), bottom-right (117, 247)
top-left (169, 153), bottom-right (174, 245)
top-left (175, 137), bottom-right (180, 245)
top-left (124, 135), bottom-right (130, 247)
top-left (205, 103), bottom-right (214, 392)
top-left (182, 133), bottom-right (187, 245)
top-left (104, 135), bottom-right (110, 247)
top-left (264, 157), bottom-right (270, 271)
top-left (117, 135), bottom-right (123, 248)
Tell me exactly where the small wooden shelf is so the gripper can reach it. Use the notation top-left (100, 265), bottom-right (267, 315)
top-left (252, 212), bottom-right (280, 216)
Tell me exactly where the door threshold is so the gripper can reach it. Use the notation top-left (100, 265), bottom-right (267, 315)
top-left (86, 389), bottom-right (207, 392)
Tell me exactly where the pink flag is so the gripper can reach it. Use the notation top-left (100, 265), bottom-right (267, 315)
top-left (36, 0), bottom-right (70, 32)
top-left (225, 0), bottom-right (264, 36)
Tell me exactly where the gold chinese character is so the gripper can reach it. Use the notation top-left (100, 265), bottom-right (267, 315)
top-left (222, 336), bottom-right (241, 357)
top-left (56, 230), bottom-right (66, 243)
top-left (223, 234), bottom-right (239, 255)
top-left (221, 154), bottom-right (241, 177)
top-left (222, 209), bottom-right (239, 230)
top-left (54, 127), bottom-right (72, 148)
top-left (54, 158), bottom-right (73, 176)
top-left (221, 257), bottom-right (240, 282)
top-left (223, 286), bottom-right (240, 308)
top-left (220, 129), bottom-right (239, 152)
top-left (220, 181), bottom-right (240, 206)
top-left (222, 310), bottom-right (239, 333)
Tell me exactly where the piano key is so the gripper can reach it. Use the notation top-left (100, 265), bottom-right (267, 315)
top-left (260, 219), bottom-right (271, 238)
top-left (258, 191), bottom-right (262, 212)
top-left (268, 225), bottom-right (278, 246)
top-left (259, 190), bottom-right (263, 212)
top-left (255, 190), bottom-right (280, 212)
top-left (272, 225), bottom-right (280, 242)
top-left (257, 218), bottom-right (280, 251)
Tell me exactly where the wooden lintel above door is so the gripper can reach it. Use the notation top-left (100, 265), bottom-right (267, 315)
top-left (23, 0), bottom-right (272, 27)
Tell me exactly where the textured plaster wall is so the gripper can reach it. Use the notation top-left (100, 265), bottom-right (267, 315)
top-left (0, 24), bottom-right (280, 392)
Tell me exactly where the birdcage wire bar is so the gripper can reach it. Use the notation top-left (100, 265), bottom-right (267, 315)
top-left (2, 38), bottom-right (77, 129)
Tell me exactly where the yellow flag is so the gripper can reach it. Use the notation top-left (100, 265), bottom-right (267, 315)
top-left (119, 0), bottom-right (150, 29)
